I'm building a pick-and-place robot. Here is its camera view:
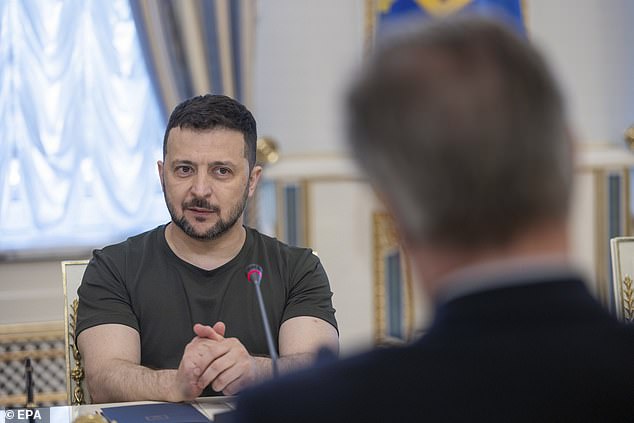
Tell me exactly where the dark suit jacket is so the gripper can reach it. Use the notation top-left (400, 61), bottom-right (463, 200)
top-left (235, 277), bottom-right (634, 422)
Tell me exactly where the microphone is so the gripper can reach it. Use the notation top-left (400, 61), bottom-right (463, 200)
top-left (245, 264), bottom-right (279, 378)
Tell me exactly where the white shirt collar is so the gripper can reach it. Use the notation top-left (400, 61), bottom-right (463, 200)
top-left (434, 254), bottom-right (583, 306)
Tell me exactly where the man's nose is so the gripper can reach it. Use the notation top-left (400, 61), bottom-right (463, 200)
top-left (190, 173), bottom-right (212, 197)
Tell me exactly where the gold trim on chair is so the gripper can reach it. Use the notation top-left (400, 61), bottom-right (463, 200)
top-left (69, 299), bottom-right (85, 405)
top-left (62, 260), bottom-right (90, 405)
top-left (609, 237), bottom-right (634, 323)
top-left (622, 275), bottom-right (634, 323)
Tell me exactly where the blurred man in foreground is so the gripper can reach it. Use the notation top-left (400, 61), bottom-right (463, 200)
top-left (236, 16), bottom-right (634, 422)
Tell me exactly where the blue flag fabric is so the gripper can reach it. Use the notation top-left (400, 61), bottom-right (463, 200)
top-left (377, 0), bottom-right (524, 36)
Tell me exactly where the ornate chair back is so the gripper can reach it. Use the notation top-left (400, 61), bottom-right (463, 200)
top-left (609, 237), bottom-right (634, 323)
top-left (61, 260), bottom-right (91, 405)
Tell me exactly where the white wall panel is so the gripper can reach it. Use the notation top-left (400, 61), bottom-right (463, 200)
top-left (253, 0), bottom-right (365, 155)
top-left (309, 180), bottom-right (377, 355)
top-left (527, 0), bottom-right (634, 145)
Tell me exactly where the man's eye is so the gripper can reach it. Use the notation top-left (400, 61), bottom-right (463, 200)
top-left (176, 166), bottom-right (193, 175)
top-left (215, 167), bottom-right (232, 176)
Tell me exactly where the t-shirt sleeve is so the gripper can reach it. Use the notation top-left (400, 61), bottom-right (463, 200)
top-left (282, 249), bottom-right (338, 332)
top-left (76, 247), bottom-right (140, 336)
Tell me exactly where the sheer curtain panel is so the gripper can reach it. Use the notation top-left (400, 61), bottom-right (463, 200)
top-left (0, 0), bottom-right (167, 258)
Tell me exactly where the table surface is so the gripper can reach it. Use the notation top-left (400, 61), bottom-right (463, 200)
top-left (0, 396), bottom-right (235, 422)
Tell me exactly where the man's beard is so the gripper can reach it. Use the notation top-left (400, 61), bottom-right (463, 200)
top-left (164, 184), bottom-right (249, 241)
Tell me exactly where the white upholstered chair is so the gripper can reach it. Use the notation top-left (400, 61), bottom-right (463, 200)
top-left (609, 237), bottom-right (634, 323)
top-left (61, 259), bottom-right (91, 405)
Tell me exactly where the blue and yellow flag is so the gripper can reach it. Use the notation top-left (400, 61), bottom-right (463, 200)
top-left (377, 0), bottom-right (524, 35)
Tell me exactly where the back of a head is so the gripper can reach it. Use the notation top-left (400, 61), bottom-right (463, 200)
top-left (347, 16), bottom-right (572, 248)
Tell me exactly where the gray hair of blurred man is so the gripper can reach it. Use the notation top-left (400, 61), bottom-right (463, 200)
top-left (347, 16), bottom-right (573, 249)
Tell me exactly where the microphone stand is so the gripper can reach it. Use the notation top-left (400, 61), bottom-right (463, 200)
top-left (253, 281), bottom-right (279, 378)
top-left (247, 264), bottom-right (279, 379)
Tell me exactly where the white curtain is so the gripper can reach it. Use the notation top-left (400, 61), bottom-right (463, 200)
top-left (0, 0), bottom-right (168, 256)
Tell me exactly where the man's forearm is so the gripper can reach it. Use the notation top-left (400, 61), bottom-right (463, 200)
top-left (252, 353), bottom-right (316, 381)
top-left (89, 352), bottom-right (321, 402)
top-left (86, 359), bottom-right (179, 403)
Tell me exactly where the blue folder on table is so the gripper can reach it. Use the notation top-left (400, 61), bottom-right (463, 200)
top-left (100, 402), bottom-right (211, 422)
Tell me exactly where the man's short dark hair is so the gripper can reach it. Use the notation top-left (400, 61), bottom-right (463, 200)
top-left (347, 16), bottom-right (572, 248)
top-left (163, 94), bottom-right (257, 170)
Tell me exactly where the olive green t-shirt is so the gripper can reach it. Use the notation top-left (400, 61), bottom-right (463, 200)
top-left (77, 225), bottom-right (337, 395)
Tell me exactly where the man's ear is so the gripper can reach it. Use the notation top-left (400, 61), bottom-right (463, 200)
top-left (157, 160), bottom-right (165, 190)
top-left (248, 165), bottom-right (263, 197)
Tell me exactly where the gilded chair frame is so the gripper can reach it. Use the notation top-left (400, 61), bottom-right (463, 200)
top-left (609, 237), bottom-right (634, 323)
top-left (61, 259), bottom-right (91, 405)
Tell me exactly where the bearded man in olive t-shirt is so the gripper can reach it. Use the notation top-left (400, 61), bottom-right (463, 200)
top-left (76, 94), bottom-right (339, 403)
